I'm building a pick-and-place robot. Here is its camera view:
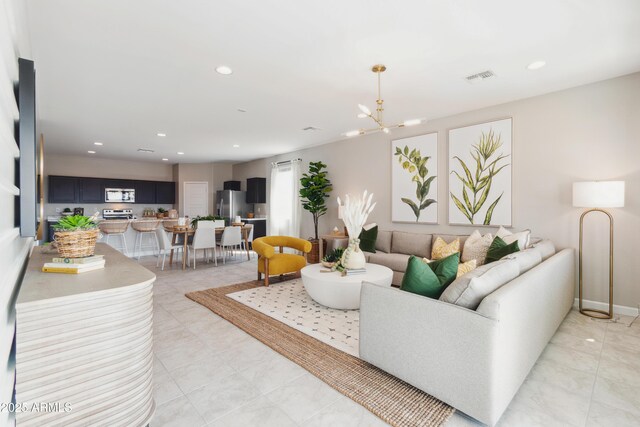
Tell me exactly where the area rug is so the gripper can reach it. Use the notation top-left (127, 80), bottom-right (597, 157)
top-left (226, 279), bottom-right (359, 356)
top-left (186, 279), bottom-right (454, 427)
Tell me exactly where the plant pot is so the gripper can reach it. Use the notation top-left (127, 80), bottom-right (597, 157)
top-left (341, 238), bottom-right (366, 270)
top-left (53, 229), bottom-right (100, 258)
top-left (156, 213), bottom-right (164, 219)
top-left (307, 239), bottom-right (320, 264)
top-left (321, 261), bottom-right (335, 268)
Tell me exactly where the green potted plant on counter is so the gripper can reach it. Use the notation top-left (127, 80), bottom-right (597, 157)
top-left (300, 161), bottom-right (332, 264)
top-left (157, 207), bottom-right (167, 218)
top-left (52, 214), bottom-right (100, 258)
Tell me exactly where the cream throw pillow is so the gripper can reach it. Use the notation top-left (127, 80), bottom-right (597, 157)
top-left (461, 230), bottom-right (493, 265)
top-left (431, 237), bottom-right (460, 260)
top-left (496, 226), bottom-right (531, 250)
top-left (457, 259), bottom-right (477, 278)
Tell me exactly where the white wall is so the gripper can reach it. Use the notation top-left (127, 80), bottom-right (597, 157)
top-left (0, 0), bottom-right (32, 424)
top-left (233, 72), bottom-right (640, 309)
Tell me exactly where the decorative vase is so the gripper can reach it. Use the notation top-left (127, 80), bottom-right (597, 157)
top-left (341, 238), bottom-right (366, 269)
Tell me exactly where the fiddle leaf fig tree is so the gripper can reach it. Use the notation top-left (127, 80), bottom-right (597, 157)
top-left (300, 161), bottom-right (332, 240)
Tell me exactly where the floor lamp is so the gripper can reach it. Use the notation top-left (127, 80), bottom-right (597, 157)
top-left (572, 181), bottom-right (625, 319)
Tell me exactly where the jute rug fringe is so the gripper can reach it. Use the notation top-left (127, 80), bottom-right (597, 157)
top-left (186, 280), bottom-right (454, 427)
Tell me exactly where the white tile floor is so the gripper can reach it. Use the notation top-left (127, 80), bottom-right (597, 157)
top-left (142, 253), bottom-right (640, 427)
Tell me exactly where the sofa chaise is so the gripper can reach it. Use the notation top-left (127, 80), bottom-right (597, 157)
top-left (358, 230), bottom-right (575, 425)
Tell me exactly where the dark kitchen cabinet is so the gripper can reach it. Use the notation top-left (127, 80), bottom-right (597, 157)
top-left (135, 181), bottom-right (157, 204)
top-left (245, 219), bottom-right (266, 240)
top-left (48, 176), bottom-right (79, 203)
top-left (103, 179), bottom-right (134, 190)
top-left (79, 178), bottom-right (103, 203)
top-left (246, 177), bottom-right (266, 204)
top-left (155, 181), bottom-right (175, 204)
top-left (224, 180), bottom-right (241, 191)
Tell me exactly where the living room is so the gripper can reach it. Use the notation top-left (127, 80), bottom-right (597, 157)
top-left (2, 1), bottom-right (640, 426)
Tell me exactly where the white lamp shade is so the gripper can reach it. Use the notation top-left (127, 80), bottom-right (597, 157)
top-left (572, 181), bottom-right (625, 208)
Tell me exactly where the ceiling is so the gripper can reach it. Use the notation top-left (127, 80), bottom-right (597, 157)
top-left (27, 0), bottom-right (640, 164)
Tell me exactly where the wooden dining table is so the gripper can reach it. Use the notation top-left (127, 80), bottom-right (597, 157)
top-left (167, 225), bottom-right (252, 270)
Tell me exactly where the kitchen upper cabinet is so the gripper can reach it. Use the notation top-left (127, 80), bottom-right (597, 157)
top-left (135, 181), bottom-right (156, 204)
top-left (79, 178), bottom-right (103, 203)
top-left (103, 179), bottom-right (134, 190)
top-left (155, 181), bottom-right (175, 204)
top-left (48, 176), bottom-right (79, 203)
top-left (246, 177), bottom-right (266, 204)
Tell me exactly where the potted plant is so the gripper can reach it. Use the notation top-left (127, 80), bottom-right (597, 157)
top-left (157, 207), bottom-right (167, 218)
top-left (52, 214), bottom-right (100, 258)
top-left (299, 161), bottom-right (332, 264)
top-left (61, 207), bottom-right (73, 217)
top-left (321, 247), bottom-right (344, 268)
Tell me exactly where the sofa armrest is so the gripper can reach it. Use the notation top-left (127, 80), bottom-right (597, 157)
top-left (359, 283), bottom-right (498, 422)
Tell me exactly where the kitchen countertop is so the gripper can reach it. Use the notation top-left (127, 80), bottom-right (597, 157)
top-left (241, 217), bottom-right (267, 221)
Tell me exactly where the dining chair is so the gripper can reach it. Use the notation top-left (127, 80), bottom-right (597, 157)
top-left (188, 220), bottom-right (218, 269)
top-left (155, 227), bottom-right (184, 270)
top-left (218, 226), bottom-right (242, 264)
top-left (241, 224), bottom-right (254, 258)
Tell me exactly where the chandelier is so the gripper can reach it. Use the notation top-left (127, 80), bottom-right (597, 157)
top-left (345, 64), bottom-right (422, 137)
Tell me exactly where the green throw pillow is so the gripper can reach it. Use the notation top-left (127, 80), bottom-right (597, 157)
top-left (400, 253), bottom-right (460, 299)
top-left (485, 236), bottom-right (520, 264)
top-left (359, 225), bottom-right (378, 253)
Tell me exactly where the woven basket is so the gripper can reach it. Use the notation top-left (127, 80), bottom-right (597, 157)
top-left (54, 228), bottom-right (100, 258)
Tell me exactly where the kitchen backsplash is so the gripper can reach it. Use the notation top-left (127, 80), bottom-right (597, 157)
top-left (46, 203), bottom-right (175, 218)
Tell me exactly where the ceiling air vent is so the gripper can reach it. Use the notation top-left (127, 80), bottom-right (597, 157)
top-left (302, 126), bottom-right (321, 131)
top-left (137, 148), bottom-right (155, 153)
top-left (465, 70), bottom-right (496, 84)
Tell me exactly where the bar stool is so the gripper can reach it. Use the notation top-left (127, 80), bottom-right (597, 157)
top-left (131, 220), bottom-right (161, 259)
top-left (98, 220), bottom-right (130, 256)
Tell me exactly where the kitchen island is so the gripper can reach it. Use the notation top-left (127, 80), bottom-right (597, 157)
top-left (15, 243), bottom-right (155, 426)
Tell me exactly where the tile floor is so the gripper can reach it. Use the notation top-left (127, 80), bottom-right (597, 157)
top-left (142, 253), bottom-right (640, 427)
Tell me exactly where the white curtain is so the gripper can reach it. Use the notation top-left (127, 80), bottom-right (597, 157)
top-left (269, 160), bottom-right (301, 237)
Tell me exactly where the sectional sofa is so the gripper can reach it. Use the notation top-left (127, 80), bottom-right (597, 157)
top-left (358, 230), bottom-right (575, 426)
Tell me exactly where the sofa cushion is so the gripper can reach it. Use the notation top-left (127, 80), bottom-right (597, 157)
top-left (530, 239), bottom-right (556, 261)
top-left (502, 248), bottom-right (542, 274)
top-left (457, 259), bottom-right (477, 277)
top-left (485, 236), bottom-right (520, 264)
top-left (496, 226), bottom-right (531, 250)
top-left (431, 237), bottom-right (460, 260)
top-left (439, 259), bottom-right (520, 309)
top-left (391, 231), bottom-right (432, 258)
top-left (375, 230), bottom-right (392, 253)
top-left (461, 230), bottom-right (493, 265)
top-left (368, 252), bottom-right (411, 272)
top-left (359, 224), bottom-right (378, 253)
top-left (400, 254), bottom-right (459, 299)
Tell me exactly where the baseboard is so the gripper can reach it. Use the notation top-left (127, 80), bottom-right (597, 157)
top-left (573, 298), bottom-right (639, 317)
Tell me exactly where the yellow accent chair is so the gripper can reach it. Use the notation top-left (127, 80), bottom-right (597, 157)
top-left (252, 236), bottom-right (313, 286)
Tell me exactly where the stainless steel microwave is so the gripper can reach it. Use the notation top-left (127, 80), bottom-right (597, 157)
top-left (105, 188), bottom-right (135, 203)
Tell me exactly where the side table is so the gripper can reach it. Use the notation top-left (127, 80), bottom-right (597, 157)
top-left (319, 234), bottom-right (349, 261)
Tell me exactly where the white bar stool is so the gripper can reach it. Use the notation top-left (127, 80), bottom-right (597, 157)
top-left (98, 220), bottom-right (130, 256)
top-left (131, 220), bottom-right (160, 259)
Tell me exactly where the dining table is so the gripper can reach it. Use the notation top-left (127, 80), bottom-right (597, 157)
top-left (167, 224), bottom-right (253, 270)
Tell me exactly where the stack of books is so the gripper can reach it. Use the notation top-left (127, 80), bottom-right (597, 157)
top-left (42, 255), bottom-right (105, 274)
top-left (342, 267), bottom-right (367, 276)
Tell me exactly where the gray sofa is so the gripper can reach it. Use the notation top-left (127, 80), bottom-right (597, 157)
top-left (359, 230), bottom-right (575, 426)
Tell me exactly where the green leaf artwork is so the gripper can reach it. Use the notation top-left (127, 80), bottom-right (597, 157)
top-left (450, 128), bottom-right (510, 225)
top-left (394, 145), bottom-right (436, 221)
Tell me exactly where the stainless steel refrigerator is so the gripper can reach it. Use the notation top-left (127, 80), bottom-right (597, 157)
top-left (216, 190), bottom-right (247, 224)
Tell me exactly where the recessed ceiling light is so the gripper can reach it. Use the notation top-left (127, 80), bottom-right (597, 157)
top-left (87, 150), bottom-right (96, 154)
top-left (94, 141), bottom-right (103, 146)
top-left (216, 65), bottom-right (233, 75)
top-left (233, 144), bottom-right (240, 148)
top-left (527, 61), bottom-right (546, 70)
top-left (177, 152), bottom-right (184, 155)
top-left (162, 158), bottom-right (169, 161)
top-left (157, 132), bottom-right (167, 137)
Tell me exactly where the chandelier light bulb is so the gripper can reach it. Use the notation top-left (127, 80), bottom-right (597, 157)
top-left (403, 119), bottom-right (422, 127)
top-left (382, 127), bottom-right (390, 134)
top-left (345, 130), bottom-right (361, 137)
top-left (358, 104), bottom-right (372, 116)
top-left (357, 113), bottom-right (367, 119)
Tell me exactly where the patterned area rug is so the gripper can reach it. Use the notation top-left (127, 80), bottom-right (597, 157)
top-left (186, 279), bottom-right (454, 427)
top-left (227, 279), bottom-right (359, 356)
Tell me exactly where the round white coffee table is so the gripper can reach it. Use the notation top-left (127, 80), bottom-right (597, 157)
top-left (301, 263), bottom-right (393, 309)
